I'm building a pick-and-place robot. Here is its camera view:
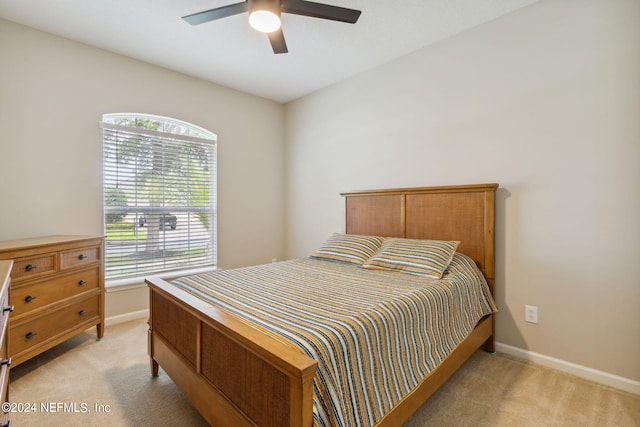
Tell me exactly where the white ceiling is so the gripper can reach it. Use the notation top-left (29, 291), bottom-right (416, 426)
top-left (0, 0), bottom-right (538, 103)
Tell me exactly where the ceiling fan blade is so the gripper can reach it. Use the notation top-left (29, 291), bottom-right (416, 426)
top-left (282, 0), bottom-right (361, 24)
top-left (182, 2), bottom-right (249, 26)
top-left (268, 28), bottom-right (288, 54)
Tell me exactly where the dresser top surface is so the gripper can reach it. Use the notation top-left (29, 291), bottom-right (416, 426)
top-left (0, 235), bottom-right (104, 252)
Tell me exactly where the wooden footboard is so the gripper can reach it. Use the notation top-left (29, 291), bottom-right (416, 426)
top-left (147, 276), bottom-right (318, 427)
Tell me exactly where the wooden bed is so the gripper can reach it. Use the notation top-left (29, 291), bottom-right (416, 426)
top-left (146, 183), bottom-right (498, 426)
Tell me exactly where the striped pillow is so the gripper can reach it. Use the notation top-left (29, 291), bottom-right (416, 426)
top-left (311, 233), bottom-right (385, 265)
top-left (361, 238), bottom-right (459, 279)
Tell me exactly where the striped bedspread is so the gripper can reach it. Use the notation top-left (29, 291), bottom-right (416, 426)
top-left (171, 253), bottom-right (497, 427)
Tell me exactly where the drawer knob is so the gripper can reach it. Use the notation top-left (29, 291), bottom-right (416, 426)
top-left (78, 280), bottom-right (86, 286)
top-left (25, 295), bottom-right (37, 302)
top-left (0, 357), bottom-right (11, 367)
top-left (25, 263), bottom-right (37, 271)
top-left (25, 331), bottom-right (37, 339)
top-left (78, 254), bottom-right (87, 260)
top-left (79, 310), bottom-right (86, 316)
top-left (2, 305), bottom-right (14, 312)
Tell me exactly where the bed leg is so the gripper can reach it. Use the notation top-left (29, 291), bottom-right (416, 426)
top-left (483, 338), bottom-right (495, 354)
top-left (482, 315), bottom-right (496, 353)
top-left (148, 327), bottom-right (159, 378)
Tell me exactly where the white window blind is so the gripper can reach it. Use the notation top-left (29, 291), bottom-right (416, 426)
top-left (101, 114), bottom-right (217, 280)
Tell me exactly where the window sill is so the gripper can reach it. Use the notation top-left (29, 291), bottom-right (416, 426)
top-left (105, 265), bottom-right (218, 292)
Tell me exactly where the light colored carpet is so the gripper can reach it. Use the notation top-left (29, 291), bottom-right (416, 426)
top-left (8, 319), bottom-right (640, 426)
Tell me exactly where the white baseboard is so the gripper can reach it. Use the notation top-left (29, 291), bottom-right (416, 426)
top-left (495, 342), bottom-right (640, 396)
top-left (105, 309), bottom-right (149, 326)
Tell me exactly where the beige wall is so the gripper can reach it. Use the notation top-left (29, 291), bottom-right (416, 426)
top-left (284, 0), bottom-right (640, 383)
top-left (0, 19), bottom-right (285, 315)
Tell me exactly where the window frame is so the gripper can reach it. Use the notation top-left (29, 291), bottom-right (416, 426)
top-left (101, 113), bottom-right (217, 285)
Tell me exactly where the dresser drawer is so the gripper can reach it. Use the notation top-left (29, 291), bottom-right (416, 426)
top-left (11, 253), bottom-right (57, 282)
top-left (11, 268), bottom-right (99, 317)
top-left (9, 295), bottom-right (100, 356)
top-left (60, 246), bottom-right (101, 270)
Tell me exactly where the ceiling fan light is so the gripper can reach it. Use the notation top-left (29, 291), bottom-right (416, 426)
top-left (249, 10), bottom-right (281, 33)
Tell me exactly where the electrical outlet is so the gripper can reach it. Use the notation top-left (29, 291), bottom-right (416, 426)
top-left (525, 305), bottom-right (538, 324)
top-left (271, 258), bottom-right (277, 263)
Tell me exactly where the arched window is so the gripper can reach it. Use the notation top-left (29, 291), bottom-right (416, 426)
top-left (101, 113), bottom-right (217, 281)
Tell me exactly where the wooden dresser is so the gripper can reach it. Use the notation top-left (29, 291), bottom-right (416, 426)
top-left (0, 235), bottom-right (105, 367)
top-left (0, 260), bottom-right (12, 426)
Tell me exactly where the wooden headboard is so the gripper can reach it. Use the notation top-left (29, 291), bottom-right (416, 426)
top-left (341, 183), bottom-right (498, 294)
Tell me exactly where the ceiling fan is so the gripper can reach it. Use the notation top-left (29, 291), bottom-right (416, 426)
top-left (182, 0), bottom-right (362, 54)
